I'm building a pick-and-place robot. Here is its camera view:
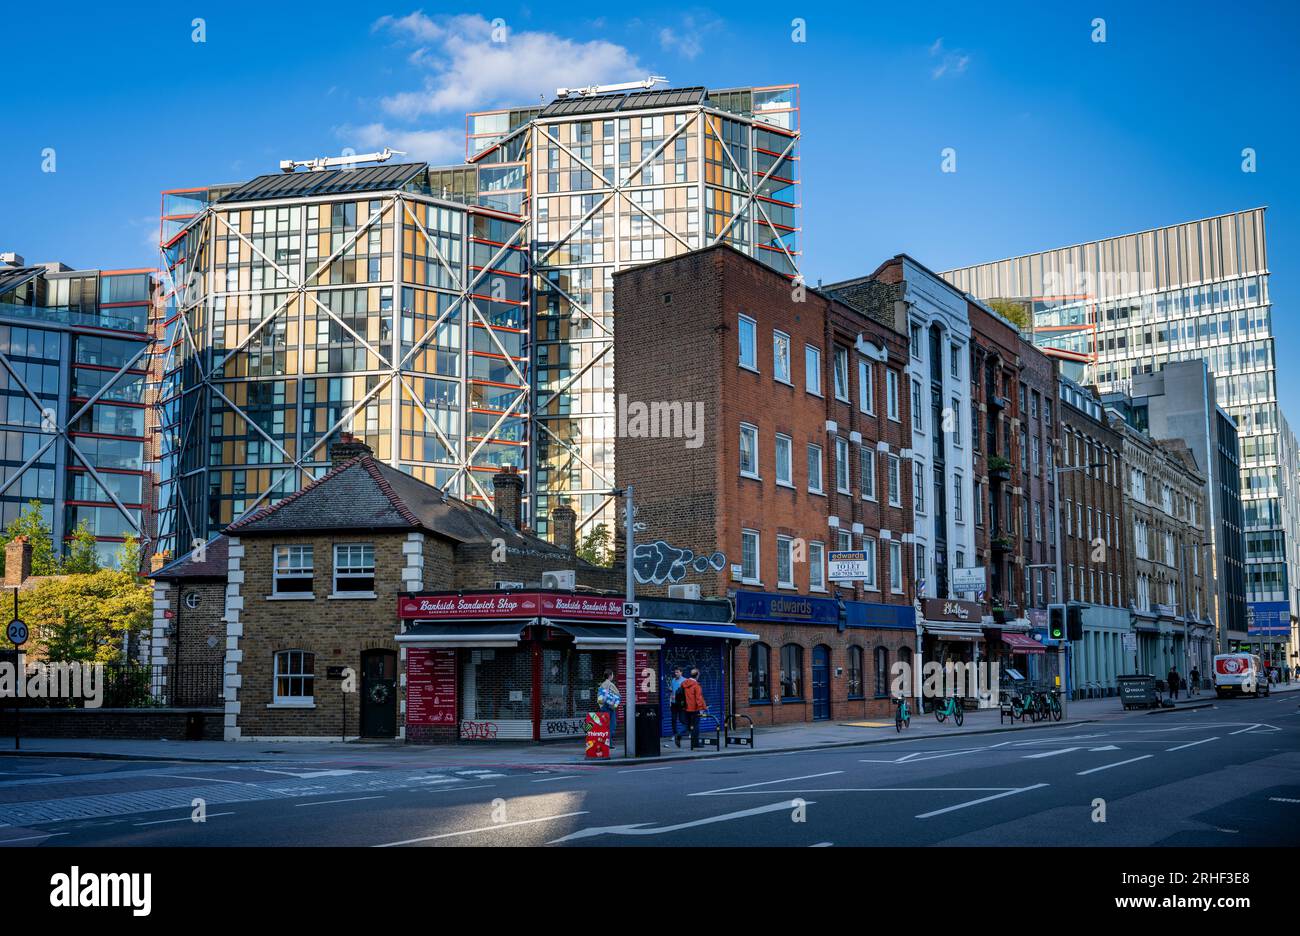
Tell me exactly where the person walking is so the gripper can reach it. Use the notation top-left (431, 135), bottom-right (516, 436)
top-left (1189, 665), bottom-right (1200, 697)
top-left (1167, 666), bottom-right (1180, 701)
top-left (667, 667), bottom-right (686, 742)
top-left (679, 667), bottom-right (708, 749)
top-left (596, 670), bottom-right (622, 742)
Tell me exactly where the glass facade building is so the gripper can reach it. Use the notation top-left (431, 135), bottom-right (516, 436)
top-left (0, 258), bottom-right (156, 567)
top-left (154, 165), bottom-right (528, 557)
top-left (467, 84), bottom-right (800, 536)
top-left (943, 209), bottom-right (1300, 645)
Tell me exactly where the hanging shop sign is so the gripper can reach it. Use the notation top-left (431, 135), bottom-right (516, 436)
top-left (398, 591), bottom-right (625, 621)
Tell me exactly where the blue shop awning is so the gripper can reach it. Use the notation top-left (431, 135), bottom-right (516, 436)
top-left (647, 621), bottom-right (760, 642)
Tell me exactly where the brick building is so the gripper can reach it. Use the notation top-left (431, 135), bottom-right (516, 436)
top-left (1057, 377), bottom-right (1129, 695)
top-left (613, 244), bottom-right (917, 725)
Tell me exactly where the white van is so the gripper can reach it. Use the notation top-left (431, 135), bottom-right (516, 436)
top-left (1213, 653), bottom-right (1270, 698)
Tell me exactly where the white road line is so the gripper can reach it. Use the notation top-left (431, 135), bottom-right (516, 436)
top-left (810, 842), bottom-right (833, 847)
top-left (1077, 755), bottom-right (1154, 776)
top-left (1023, 748), bottom-right (1082, 759)
top-left (0, 831), bottom-right (69, 843)
top-left (711, 787), bottom-right (1014, 795)
top-left (532, 774), bottom-right (581, 783)
top-left (691, 771), bottom-right (842, 796)
top-left (374, 811), bottom-right (589, 847)
top-left (549, 800), bottom-right (807, 843)
top-left (1268, 797), bottom-right (1300, 804)
top-left (424, 784), bottom-right (494, 794)
top-left (915, 784), bottom-right (1048, 819)
top-left (1167, 736), bottom-right (1218, 751)
top-left (294, 796), bottom-right (386, 807)
top-left (133, 812), bottom-right (236, 827)
top-left (170, 775), bottom-right (252, 785)
top-left (619, 766), bottom-right (673, 773)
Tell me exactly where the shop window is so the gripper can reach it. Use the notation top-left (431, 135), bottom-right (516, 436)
top-left (749, 643), bottom-right (771, 702)
top-left (273, 650), bottom-right (315, 704)
top-left (847, 646), bottom-right (864, 699)
top-left (333, 543), bottom-right (375, 595)
top-left (273, 545), bottom-right (313, 595)
top-left (780, 644), bottom-right (803, 700)
top-left (874, 646), bottom-right (889, 698)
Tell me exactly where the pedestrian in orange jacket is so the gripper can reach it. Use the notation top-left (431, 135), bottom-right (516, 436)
top-left (678, 668), bottom-right (708, 749)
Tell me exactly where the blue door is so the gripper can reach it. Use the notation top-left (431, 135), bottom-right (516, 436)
top-left (812, 645), bottom-right (831, 721)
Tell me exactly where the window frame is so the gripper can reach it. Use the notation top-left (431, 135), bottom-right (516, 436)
top-left (738, 314), bottom-right (758, 371)
top-left (804, 345), bottom-right (822, 396)
top-left (780, 644), bottom-right (804, 701)
top-left (739, 423), bottom-right (760, 479)
top-left (741, 529), bottom-right (761, 584)
top-left (272, 544), bottom-right (314, 597)
top-left (772, 329), bottom-right (792, 384)
top-left (774, 433), bottom-right (794, 487)
top-left (272, 649), bottom-right (316, 705)
top-left (332, 543), bottom-right (375, 597)
top-left (748, 643), bottom-right (771, 703)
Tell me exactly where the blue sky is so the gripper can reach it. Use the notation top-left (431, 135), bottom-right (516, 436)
top-left (4, 1), bottom-right (1298, 410)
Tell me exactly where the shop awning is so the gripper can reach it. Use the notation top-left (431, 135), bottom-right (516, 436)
top-left (541, 619), bottom-right (665, 649)
top-left (1002, 633), bottom-right (1047, 655)
top-left (921, 622), bottom-right (984, 641)
top-left (647, 621), bottom-right (760, 641)
top-left (396, 621), bottom-right (527, 648)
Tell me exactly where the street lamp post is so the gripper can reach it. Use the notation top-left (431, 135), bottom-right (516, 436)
top-left (609, 486), bottom-right (637, 760)
top-left (1051, 459), bottom-right (1107, 717)
top-left (1181, 541), bottom-right (1210, 688)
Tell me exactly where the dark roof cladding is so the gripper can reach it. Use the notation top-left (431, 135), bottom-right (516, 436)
top-left (151, 534), bottom-right (231, 580)
top-left (538, 86), bottom-right (706, 117)
top-left (0, 266), bottom-right (44, 297)
top-left (220, 163), bottom-right (428, 203)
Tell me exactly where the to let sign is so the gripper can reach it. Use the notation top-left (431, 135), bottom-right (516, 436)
top-left (827, 550), bottom-right (868, 581)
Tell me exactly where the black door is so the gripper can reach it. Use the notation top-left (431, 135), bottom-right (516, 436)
top-left (812, 645), bottom-right (831, 721)
top-left (360, 649), bottom-right (397, 738)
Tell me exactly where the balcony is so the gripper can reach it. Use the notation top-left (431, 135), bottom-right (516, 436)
top-left (0, 301), bottom-right (147, 334)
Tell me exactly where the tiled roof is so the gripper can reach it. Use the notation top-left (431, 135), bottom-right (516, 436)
top-left (151, 534), bottom-right (230, 580)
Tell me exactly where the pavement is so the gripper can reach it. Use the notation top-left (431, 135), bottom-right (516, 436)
top-left (0, 691), bottom-right (1296, 847)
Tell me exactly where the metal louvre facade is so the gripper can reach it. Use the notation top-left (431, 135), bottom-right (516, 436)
top-left (154, 181), bottom-right (528, 556)
top-left (468, 84), bottom-right (801, 538)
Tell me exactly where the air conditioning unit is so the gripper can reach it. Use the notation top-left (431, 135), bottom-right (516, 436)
top-left (667, 583), bottom-right (701, 600)
top-left (541, 570), bottom-right (576, 590)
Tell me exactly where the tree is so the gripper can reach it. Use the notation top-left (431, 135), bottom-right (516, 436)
top-left (989, 299), bottom-right (1031, 331)
top-left (576, 523), bottom-right (613, 567)
top-left (19, 566), bottom-right (152, 663)
top-left (0, 500), bottom-right (60, 577)
top-left (63, 520), bottom-right (101, 574)
top-left (115, 534), bottom-right (142, 576)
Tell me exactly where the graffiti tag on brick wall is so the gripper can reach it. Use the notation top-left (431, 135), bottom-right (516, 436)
top-left (633, 541), bottom-right (726, 585)
top-left (460, 720), bottom-right (499, 740)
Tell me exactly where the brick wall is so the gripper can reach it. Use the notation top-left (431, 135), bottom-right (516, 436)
top-left (0, 708), bottom-right (223, 740)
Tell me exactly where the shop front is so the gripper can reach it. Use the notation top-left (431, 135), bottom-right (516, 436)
top-left (396, 590), bottom-right (663, 744)
top-left (918, 598), bottom-right (990, 707)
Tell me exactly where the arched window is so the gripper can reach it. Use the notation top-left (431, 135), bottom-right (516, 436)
top-left (780, 644), bottom-right (803, 700)
top-left (847, 646), bottom-right (864, 699)
top-left (874, 646), bottom-right (889, 698)
top-left (274, 650), bottom-right (315, 704)
top-left (748, 643), bottom-right (771, 702)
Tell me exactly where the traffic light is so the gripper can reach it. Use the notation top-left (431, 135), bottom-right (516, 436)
top-left (1048, 603), bottom-right (1066, 641)
top-left (1067, 604), bottom-right (1085, 642)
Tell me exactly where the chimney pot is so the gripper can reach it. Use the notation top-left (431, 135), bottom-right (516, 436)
top-left (329, 432), bottom-right (373, 467)
top-left (5, 536), bottom-right (33, 588)
top-left (551, 501), bottom-right (577, 554)
top-left (492, 466), bottom-right (524, 530)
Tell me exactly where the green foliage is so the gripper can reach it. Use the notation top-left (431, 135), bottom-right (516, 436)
top-left (115, 534), bottom-right (142, 576)
top-left (0, 500), bottom-right (60, 576)
top-left (989, 299), bottom-right (1031, 330)
top-left (63, 520), bottom-right (101, 574)
top-left (19, 567), bottom-right (152, 663)
top-left (576, 523), bottom-right (613, 567)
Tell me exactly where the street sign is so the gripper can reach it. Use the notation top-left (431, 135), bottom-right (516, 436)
top-left (951, 566), bottom-right (987, 593)
top-left (6, 618), bottom-right (27, 647)
top-left (828, 550), bottom-right (868, 581)
top-left (622, 601), bottom-right (640, 619)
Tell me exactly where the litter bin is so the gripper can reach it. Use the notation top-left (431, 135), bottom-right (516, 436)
top-left (185, 711), bottom-right (205, 741)
top-left (634, 704), bottom-right (660, 757)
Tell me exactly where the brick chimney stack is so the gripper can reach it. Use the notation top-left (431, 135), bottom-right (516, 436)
top-left (329, 431), bottom-right (373, 467)
top-left (551, 500), bottom-right (576, 554)
top-left (5, 536), bottom-right (32, 588)
top-left (492, 465), bottom-right (524, 530)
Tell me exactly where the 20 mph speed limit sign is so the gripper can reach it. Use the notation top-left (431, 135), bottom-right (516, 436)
top-left (7, 618), bottom-right (28, 647)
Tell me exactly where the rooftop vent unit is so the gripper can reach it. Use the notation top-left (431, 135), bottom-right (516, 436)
top-left (278, 147), bottom-right (405, 173)
top-left (555, 75), bottom-right (667, 98)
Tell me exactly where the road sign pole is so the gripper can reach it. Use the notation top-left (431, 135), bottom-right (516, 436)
top-left (623, 486), bottom-right (636, 761)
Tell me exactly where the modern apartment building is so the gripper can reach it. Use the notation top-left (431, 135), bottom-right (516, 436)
top-left (154, 161), bottom-right (529, 559)
top-left (467, 83), bottom-right (800, 538)
top-left (1103, 359), bottom-right (1248, 652)
top-left (942, 209), bottom-right (1299, 650)
top-left (0, 253), bottom-right (157, 567)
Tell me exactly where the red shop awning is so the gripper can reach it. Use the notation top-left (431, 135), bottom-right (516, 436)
top-left (1003, 633), bottom-right (1047, 655)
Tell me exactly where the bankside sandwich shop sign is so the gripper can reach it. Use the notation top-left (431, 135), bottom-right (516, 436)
top-left (398, 591), bottom-right (625, 621)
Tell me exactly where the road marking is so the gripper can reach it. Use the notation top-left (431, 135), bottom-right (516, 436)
top-left (713, 787), bottom-right (1014, 795)
top-left (1269, 797), bottom-right (1300, 804)
top-left (810, 842), bottom-right (833, 847)
top-left (255, 768), bottom-right (366, 779)
top-left (549, 800), bottom-right (807, 843)
top-left (294, 796), bottom-right (386, 807)
top-left (1077, 755), bottom-right (1154, 776)
top-left (692, 771), bottom-right (842, 796)
top-left (0, 831), bottom-right (69, 844)
top-left (375, 811), bottom-right (589, 847)
top-left (1023, 747), bottom-right (1082, 759)
top-left (915, 784), bottom-right (1048, 819)
top-left (1167, 736), bottom-right (1218, 751)
top-left (532, 774), bottom-right (581, 783)
top-left (133, 812), bottom-right (236, 826)
top-left (619, 766), bottom-right (673, 773)
top-left (170, 775), bottom-right (252, 785)
top-left (424, 784), bottom-right (494, 794)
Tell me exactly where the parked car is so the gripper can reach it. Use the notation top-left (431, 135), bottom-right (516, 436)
top-left (1213, 653), bottom-right (1270, 698)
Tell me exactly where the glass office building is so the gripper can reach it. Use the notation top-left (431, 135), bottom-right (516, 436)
top-left (467, 83), bottom-right (800, 536)
top-left (0, 257), bottom-right (156, 567)
top-left (943, 209), bottom-right (1300, 649)
top-left (154, 164), bottom-right (528, 556)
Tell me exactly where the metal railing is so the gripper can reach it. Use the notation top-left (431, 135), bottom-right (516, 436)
top-left (3, 663), bottom-right (222, 708)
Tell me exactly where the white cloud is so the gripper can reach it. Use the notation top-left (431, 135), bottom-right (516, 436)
top-left (374, 12), bottom-right (643, 117)
top-left (658, 13), bottom-right (723, 61)
top-left (928, 37), bottom-right (970, 79)
top-left (335, 123), bottom-right (465, 164)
